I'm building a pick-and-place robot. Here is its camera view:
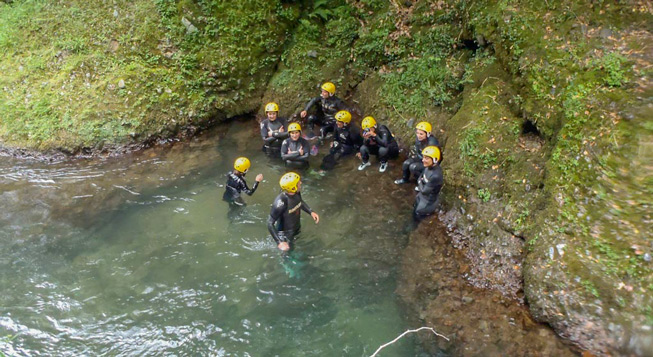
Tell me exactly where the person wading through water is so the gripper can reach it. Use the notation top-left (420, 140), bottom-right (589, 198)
top-left (267, 172), bottom-right (320, 252)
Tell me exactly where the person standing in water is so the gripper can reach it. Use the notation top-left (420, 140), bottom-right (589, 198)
top-left (267, 172), bottom-right (319, 252)
top-left (413, 146), bottom-right (443, 220)
top-left (300, 82), bottom-right (347, 139)
top-left (280, 123), bottom-right (310, 169)
top-left (223, 157), bottom-right (263, 206)
top-left (260, 102), bottom-right (288, 155)
top-left (356, 116), bottom-right (399, 173)
top-left (395, 121), bottom-right (440, 184)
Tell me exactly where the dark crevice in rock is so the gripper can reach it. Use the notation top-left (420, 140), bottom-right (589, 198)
top-left (521, 119), bottom-right (541, 137)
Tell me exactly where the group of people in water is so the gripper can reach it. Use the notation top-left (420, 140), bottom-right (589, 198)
top-left (223, 82), bottom-right (443, 252)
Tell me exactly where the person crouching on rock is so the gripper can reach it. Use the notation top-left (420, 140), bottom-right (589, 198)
top-left (300, 81), bottom-right (347, 139)
top-left (413, 146), bottom-right (443, 220)
top-left (260, 102), bottom-right (288, 155)
top-left (281, 123), bottom-right (310, 169)
top-left (356, 116), bottom-right (399, 173)
top-left (267, 172), bottom-right (320, 252)
top-left (320, 110), bottom-right (363, 170)
top-left (395, 121), bottom-right (440, 185)
top-left (223, 157), bottom-right (263, 206)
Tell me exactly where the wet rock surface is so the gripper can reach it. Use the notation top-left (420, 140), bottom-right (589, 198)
top-left (397, 218), bottom-right (576, 356)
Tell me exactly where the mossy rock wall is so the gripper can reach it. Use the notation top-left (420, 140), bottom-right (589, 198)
top-left (0, 0), bottom-right (302, 151)
top-left (1, 0), bottom-right (651, 354)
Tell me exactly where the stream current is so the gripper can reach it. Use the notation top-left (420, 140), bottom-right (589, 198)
top-left (0, 119), bottom-right (575, 356)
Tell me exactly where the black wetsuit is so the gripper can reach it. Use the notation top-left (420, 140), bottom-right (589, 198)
top-left (260, 117), bottom-right (289, 152)
top-left (281, 136), bottom-right (310, 168)
top-left (223, 171), bottom-right (259, 206)
top-left (414, 165), bottom-right (443, 218)
top-left (303, 96), bottom-right (347, 138)
top-left (400, 135), bottom-right (440, 181)
top-left (360, 124), bottom-right (399, 164)
top-left (321, 124), bottom-right (363, 170)
top-left (267, 192), bottom-right (313, 244)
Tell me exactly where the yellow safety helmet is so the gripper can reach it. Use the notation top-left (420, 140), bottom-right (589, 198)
top-left (288, 122), bottom-right (302, 132)
top-left (422, 146), bottom-right (441, 163)
top-left (279, 172), bottom-right (301, 193)
top-left (335, 110), bottom-right (352, 124)
top-left (234, 157), bottom-right (251, 173)
top-left (361, 116), bottom-right (377, 130)
top-left (415, 121), bottom-right (432, 134)
top-left (265, 102), bottom-right (279, 112)
top-left (321, 82), bottom-right (336, 95)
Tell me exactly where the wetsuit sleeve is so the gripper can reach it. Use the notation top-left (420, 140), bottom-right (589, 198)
top-left (273, 118), bottom-right (289, 140)
top-left (300, 196), bottom-right (313, 214)
top-left (428, 135), bottom-right (440, 147)
top-left (281, 139), bottom-right (299, 160)
top-left (413, 139), bottom-right (422, 159)
top-left (261, 121), bottom-right (276, 144)
top-left (304, 97), bottom-right (320, 112)
top-left (267, 198), bottom-right (287, 244)
top-left (242, 180), bottom-right (259, 196)
top-left (376, 127), bottom-right (391, 147)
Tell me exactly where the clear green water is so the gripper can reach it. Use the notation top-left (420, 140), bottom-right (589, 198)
top-left (0, 120), bottom-right (423, 356)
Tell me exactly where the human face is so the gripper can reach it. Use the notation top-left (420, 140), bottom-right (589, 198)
top-left (267, 111), bottom-right (277, 121)
top-left (422, 155), bottom-right (434, 167)
top-left (290, 130), bottom-right (300, 140)
top-left (320, 89), bottom-right (330, 99)
top-left (336, 120), bottom-right (344, 129)
top-left (416, 129), bottom-right (427, 141)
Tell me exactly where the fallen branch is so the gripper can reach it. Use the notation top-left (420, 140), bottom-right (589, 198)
top-left (370, 327), bottom-right (449, 357)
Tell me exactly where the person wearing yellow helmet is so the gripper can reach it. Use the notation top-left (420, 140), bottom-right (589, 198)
top-left (394, 121), bottom-right (440, 184)
top-left (222, 157), bottom-right (264, 206)
top-left (260, 101), bottom-right (289, 154)
top-left (356, 116), bottom-right (399, 172)
top-left (320, 110), bottom-right (363, 170)
top-left (280, 123), bottom-right (311, 168)
top-left (267, 172), bottom-right (320, 251)
top-left (413, 146), bottom-right (444, 219)
top-left (300, 82), bottom-right (347, 139)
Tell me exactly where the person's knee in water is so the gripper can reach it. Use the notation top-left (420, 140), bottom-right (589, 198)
top-left (223, 157), bottom-right (264, 205)
top-left (395, 121), bottom-right (440, 184)
top-left (260, 102), bottom-right (289, 153)
top-left (356, 116), bottom-right (399, 173)
top-left (413, 146), bottom-right (443, 219)
top-left (320, 110), bottom-right (363, 170)
top-left (280, 123), bottom-right (310, 170)
top-left (267, 172), bottom-right (320, 252)
top-left (300, 82), bottom-right (347, 139)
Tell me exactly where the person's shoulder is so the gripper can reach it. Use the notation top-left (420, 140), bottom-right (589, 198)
top-left (428, 135), bottom-right (439, 145)
top-left (273, 192), bottom-right (287, 206)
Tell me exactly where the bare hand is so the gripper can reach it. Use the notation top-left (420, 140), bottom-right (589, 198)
top-left (268, 130), bottom-right (273, 137)
top-left (355, 152), bottom-right (362, 159)
top-left (311, 212), bottom-right (320, 224)
top-left (299, 146), bottom-right (304, 155)
top-left (278, 242), bottom-right (290, 251)
top-left (255, 174), bottom-right (263, 182)
top-left (279, 126), bottom-right (285, 133)
top-left (300, 110), bottom-right (307, 118)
